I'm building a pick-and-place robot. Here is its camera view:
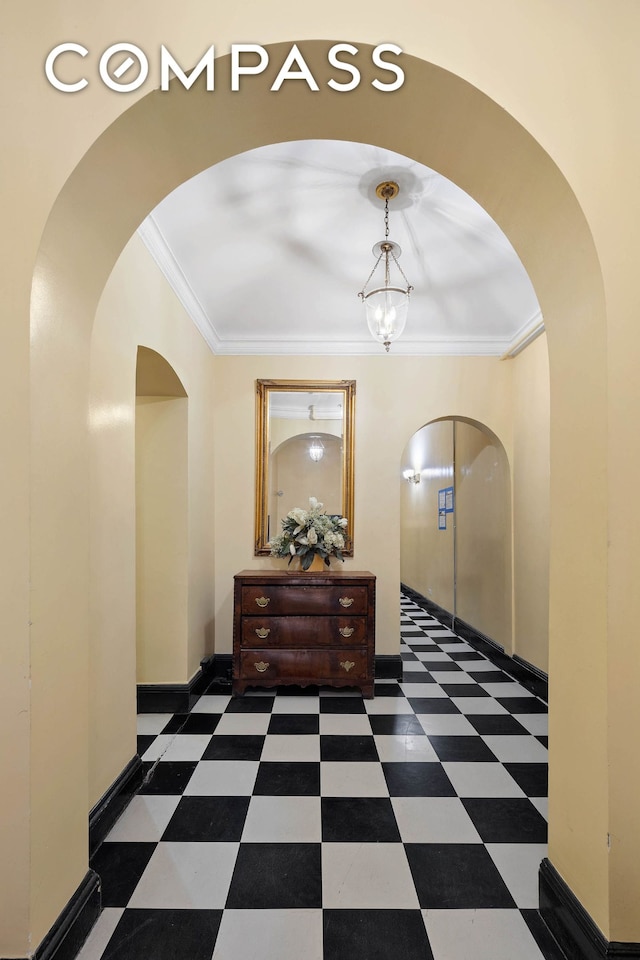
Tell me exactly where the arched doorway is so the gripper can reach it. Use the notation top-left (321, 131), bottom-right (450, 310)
top-left (26, 40), bottom-right (609, 951)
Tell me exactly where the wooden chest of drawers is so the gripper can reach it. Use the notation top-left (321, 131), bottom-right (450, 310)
top-left (232, 569), bottom-right (376, 698)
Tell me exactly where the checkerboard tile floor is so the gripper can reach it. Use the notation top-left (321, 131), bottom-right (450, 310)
top-left (80, 596), bottom-right (564, 960)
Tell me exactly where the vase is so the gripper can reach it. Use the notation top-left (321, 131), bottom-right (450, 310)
top-left (292, 553), bottom-right (326, 573)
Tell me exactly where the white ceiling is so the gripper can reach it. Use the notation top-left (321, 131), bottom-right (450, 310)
top-left (138, 139), bottom-right (542, 356)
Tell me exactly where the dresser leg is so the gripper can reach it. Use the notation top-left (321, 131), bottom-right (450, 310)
top-left (361, 683), bottom-right (374, 699)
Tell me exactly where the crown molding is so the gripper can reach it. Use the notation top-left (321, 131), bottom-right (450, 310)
top-left (139, 216), bottom-right (538, 358)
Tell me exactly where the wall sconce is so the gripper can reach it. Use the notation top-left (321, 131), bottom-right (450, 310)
top-left (403, 469), bottom-right (421, 484)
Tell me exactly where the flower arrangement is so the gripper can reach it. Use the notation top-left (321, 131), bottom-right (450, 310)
top-left (269, 497), bottom-right (348, 570)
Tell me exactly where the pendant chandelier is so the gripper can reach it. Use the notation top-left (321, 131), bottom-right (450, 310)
top-left (358, 180), bottom-right (413, 352)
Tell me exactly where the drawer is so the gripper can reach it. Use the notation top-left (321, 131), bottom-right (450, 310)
top-left (238, 648), bottom-right (369, 682)
top-left (241, 584), bottom-right (368, 616)
top-left (241, 616), bottom-right (367, 648)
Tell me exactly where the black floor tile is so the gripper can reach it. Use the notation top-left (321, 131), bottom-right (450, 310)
top-left (428, 735), bottom-right (498, 762)
top-left (320, 735), bottom-right (379, 761)
top-left (498, 697), bottom-right (548, 713)
top-left (201, 735), bottom-right (264, 760)
top-left (101, 908), bottom-right (222, 960)
top-left (382, 762), bottom-right (455, 797)
top-left (368, 714), bottom-right (426, 736)
top-left (136, 735), bottom-right (156, 756)
top-left (467, 714), bottom-right (529, 735)
top-left (448, 651), bottom-right (485, 661)
top-left (320, 697), bottom-right (366, 714)
top-left (253, 761), bottom-right (321, 796)
top-left (323, 909), bottom-right (434, 960)
top-left (225, 843), bottom-right (322, 908)
top-left (439, 683), bottom-right (491, 698)
top-left (467, 670), bottom-right (512, 682)
top-left (275, 685), bottom-right (320, 696)
top-left (90, 842), bottom-right (156, 907)
top-left (462, 797), bottom-right (548, 842)
top-left (161, 795), bottom-right (250, 841)
top-left (421, 661), bottom-right (462, 672)
top-left (504, 762), bottom-right (548, 797)
top-left (401, 652), bottom-right (419, 661)
top-left (225, 697), bottom-right (275, 713)
top-left (537, 736), bottom-right (549, 747)
top-left (373, 682), bottom-right (408, 697)
top-left (172, 713), bottom-right (221, 734)
top-left (138, 761), bottom-right (198, 795)
top-left (407, 644), bottom-right (438, 653)
top-left (406, 699), bottom-right (461, 714)
top-left (321, 797), bottom-right (401, 842)
top-left (267, 714), bottom-right (319, 735)
top-left (405, 843), bottom-right (516, 908)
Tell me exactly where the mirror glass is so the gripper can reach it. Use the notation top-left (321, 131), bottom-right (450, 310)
top-left (255, 380), bottom-right (355, 555)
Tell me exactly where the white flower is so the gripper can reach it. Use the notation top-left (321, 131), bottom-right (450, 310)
top-left (289, 542), bottom-right (296, 555)
top-left (288, 507), bottom-right (306, 525)
top-left (307, 527), bottom-right (318, 545)
top-left (338, 517), bottom-right (348, 528)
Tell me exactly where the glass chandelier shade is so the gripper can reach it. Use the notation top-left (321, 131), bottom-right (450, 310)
top-left (358, 182), bottom-right (413, 352)
top-left (308, 437), bottom-right (325, 462)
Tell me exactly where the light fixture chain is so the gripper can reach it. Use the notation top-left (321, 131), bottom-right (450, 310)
top-left (390, 250), bottom-right (414, 292)
top-left (358, 251), bottom-right (384, 298)
top-left (384, 197), bottom-right (389, 239)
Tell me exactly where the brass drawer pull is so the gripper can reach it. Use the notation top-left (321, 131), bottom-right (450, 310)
top-left (255, 597), bottom-right (270, 608)
top-left (339, 597), bottom-right (354, 608)
top-left (255, 627), bottom-right (271, 639)
top-left (339, 627), bottom-right (355, 637)
top-left (340, 660), bottom-right (355, 672)
top-left (254, 661), bottom-right (269, 673)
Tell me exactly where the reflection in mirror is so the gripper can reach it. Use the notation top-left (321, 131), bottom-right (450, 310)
top-left (255, 380), bottom-right (355, 555)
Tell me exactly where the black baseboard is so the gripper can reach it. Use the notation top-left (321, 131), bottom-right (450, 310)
top-left (136, 663), bottom-right (212, 713)
top-left (401, 583), bottom-right (548, 702)
top-left (202, 653), bottom-right (233, 690)
top-left (89, 755), bottom-right (144, 855)
top-left (375, 654), bottom-right (403, 679)
top-left (540, 858), bottom-right (640, 959)
top-left (23, 870), bottom-right (101, 960)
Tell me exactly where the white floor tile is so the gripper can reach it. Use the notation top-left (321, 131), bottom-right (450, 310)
top-left (128, 841), bottom-right (238, 909)
top-left (486, 843), bottom-right (548, 908)
top-left (364, 697), bottom-right (414, 715)
top-left (438, 642), bottom-right (475, 651)
top-left (271, 696), bottom-right (320, 714)
top-left (442, 762), bottom-right (526, 798)
top-left (183, 760), bottom-right (259, 796)
top-left (482, 735), bottom-right (548, 763)
top-left (319, 714), bottom-right (373, 735)
top-left (212, 909), bottom-right (323, 960)
top-left (260, 734), bottom-right (321, 762)
top-left (417, 714), bottom-right (477, 736)
top-left (455, 659), bottom-right (498, 672)
top-left (241, 796), bottom-right (321, 842)
top-left (142, 733), bottom-right (211, 762)
top-left (391, 797), bottom-right (482, 843)
top-left (374, 734), bottom-right (439, 763)
top-left (415, 652), bottom-right (453, 662)
top-left (322, 843), bottom-right (419, 908)
top-left (75, 908), bottom-right (124, 960)
top-left (104, 795), bottom-right (180, 841)
top-left (450, 697), bottom-right (509, 715)
top-left (320, 761), bottom-right (389, 797)
top-left (423, 909), bottom-right (546, 960)
top-left (136, 714), bottom-right (170, 735)
top-left (480, 682), bottom-right (534, 698)
top-left (155, 734), bottom-right (212, 762)
top-left (191, 694), bottom-right (232, 713)
top-left (214, 713), bottom-right (271, 736)
top-left (400, 683), bottom-right (447, 698)
top-left (430, 672), bottom-right (477, 685)
top-left (513, 713), bottom-right (549, 736)
top-left (530, 797), bottom-right (548, 820)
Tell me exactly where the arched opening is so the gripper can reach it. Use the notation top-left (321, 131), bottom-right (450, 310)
top-left (400, 417), bottom-right (513, 654)
top-left (26, 40), bottom-right (610, 950)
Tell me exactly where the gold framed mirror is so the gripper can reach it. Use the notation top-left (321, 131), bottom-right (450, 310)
top-left (255, 379), bottom-right (355, 555)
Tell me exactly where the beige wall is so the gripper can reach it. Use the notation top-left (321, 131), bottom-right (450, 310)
top-left (512, 334), bottom-right (550, 672)
top-left (135, 397), bottom-right (189, 683)
top-left (213, 355), bottom-right (512, 658)
top-left (271, 434), bottom-right (343, 534)
top-left (89, 233), bottom-right (216, 807)
top-left (3, 2), bottom-right (640, 952)
top-left (455, 420), bottom-right (512, 652)
top-left (400, 420), bottom-right (455, 610)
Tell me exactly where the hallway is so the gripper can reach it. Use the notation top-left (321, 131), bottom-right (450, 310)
top-left (81, 596), bottom-right (562, 960)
